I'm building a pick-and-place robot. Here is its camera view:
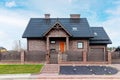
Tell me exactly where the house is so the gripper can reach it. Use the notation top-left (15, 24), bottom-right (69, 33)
top-left (115, 46), bottom-right (120, 52)
top-left (22, 14), bottom-right (112, 64)
top-left (0, 47), bottom-right (7, 53)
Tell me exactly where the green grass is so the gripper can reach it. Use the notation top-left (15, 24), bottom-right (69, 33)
top-left (0, 64), bottom-right (43, 74)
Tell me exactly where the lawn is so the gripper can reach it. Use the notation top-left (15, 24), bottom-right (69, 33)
top-left (0, 64), bottom-right (43, 74)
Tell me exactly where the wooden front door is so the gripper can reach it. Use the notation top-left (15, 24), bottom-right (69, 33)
top-left (59, 42), bottom-right (65, 53)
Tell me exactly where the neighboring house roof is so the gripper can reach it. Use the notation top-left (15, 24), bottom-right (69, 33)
top-left (22, 18), bottom-right (112, 44)
top-left (0, 47), bottom-right (7, 52)
top-left (0, 47), bottom-right (6, 49)
top-left (115, 46), bottom-right (120, 52)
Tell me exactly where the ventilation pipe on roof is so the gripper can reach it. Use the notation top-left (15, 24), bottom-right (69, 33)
top-left (45, 14), bottom-right (50, 19)
top-left (70, 14), bottom-right (80, 18)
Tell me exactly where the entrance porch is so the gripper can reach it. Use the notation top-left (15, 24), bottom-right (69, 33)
top-left (46, 37), bottom-right (69, 64)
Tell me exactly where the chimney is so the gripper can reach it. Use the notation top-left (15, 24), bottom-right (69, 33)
top-left (70, 14), bottom-right (80, 18)
top-left (45, 14), bottom-right (50, 19)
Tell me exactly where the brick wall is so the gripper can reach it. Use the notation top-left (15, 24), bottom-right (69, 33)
top-left (28, 39), bottom-right (46, 51)
top-left (69, 39), bottom-right (89, 51)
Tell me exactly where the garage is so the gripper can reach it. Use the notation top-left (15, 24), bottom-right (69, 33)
top-left (88, 48), bottom-right (105, 61)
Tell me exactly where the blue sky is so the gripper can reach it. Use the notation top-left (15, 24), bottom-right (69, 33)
top-left (0, 0), bottom-right (120, 50)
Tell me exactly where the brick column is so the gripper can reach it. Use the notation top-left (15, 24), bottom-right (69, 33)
top-left (46, 50), bottom-right (50, 64)
top-left (66, 37), bottom-right (69, 51)
top-left (46, 37), bottom-right (50, 64)
top-left (21, 51), bottom-right (25, 64)
top-left (46, 37), bottom-right (49, 51)
top-left (83, 51), bottom-right (87, 63)
top-left (108, 51), bottom-right (111, 64)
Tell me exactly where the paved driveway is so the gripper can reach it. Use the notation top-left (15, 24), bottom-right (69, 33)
top-left (60, 66), bottom-right (118, 75)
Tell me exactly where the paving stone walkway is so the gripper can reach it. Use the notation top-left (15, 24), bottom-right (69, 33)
top-left (41, 64), bottom-right (59, 74)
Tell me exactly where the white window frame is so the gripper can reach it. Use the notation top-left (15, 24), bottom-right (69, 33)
top-left (77, 42), bottom-right (83, 49)
top-left (72, 27), bottom-right (77, 31)
top-left (51, 41), bottom-right (55, 44)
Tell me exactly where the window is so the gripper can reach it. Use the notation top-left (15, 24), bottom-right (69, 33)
top-left (72, 27), bottom-right (77, 31)
top-left (94, 32), bottom-right (98, 36)
top-left (51, 41), bottom-right (55, 44)
top-left (77, 42), bottom-right (83, 48)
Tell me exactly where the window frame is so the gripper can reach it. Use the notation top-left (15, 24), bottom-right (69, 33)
top-left (72, 27), bottom-right (78, 31)
top-left (77, 42), bottom-right (83, 49)
top-left (50, 41), bottom-right (56, 44)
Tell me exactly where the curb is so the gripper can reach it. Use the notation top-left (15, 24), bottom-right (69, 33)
top-left (0, 74), bottom-right (31, 78)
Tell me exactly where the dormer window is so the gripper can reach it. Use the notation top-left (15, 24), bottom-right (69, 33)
top-left (94, 32), bottom-right (98, 36)
top-left (72, 27), bottom-right (77, 31)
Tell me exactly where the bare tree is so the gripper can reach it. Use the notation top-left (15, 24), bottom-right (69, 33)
top-left (12, 40), bottom-right (20, 52)
top-left (12, 40), bottom-right (27, 51)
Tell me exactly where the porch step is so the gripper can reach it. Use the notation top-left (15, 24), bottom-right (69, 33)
top-left (41, 64), bottom-right (59, 73)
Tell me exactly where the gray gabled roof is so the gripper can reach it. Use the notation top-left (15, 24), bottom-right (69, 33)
top-left (90, 27), bottom-right (112, 44)
top-left (22, 18), bottom-right (112, 44)
top-left (22, 18), bottom-right (94, 38)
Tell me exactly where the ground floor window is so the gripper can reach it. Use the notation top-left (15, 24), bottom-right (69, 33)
top-left (51, 41), bottom-right (56, 44)
top-left (77, 42), bottom-right (83, 48)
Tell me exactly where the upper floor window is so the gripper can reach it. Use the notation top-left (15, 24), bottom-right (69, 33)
top-left (94, 32), bottom-right (98, 36)
top-left (72, 27), bottom-right (77, 31)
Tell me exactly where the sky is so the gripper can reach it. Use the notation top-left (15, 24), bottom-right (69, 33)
top-left (0, 0), bottom-right (120, 50)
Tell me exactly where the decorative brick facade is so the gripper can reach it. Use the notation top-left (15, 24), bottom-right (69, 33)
top-left (69, 39), bottom-right (89, 51)
top-left (46, 29), bottom-right (69, 37)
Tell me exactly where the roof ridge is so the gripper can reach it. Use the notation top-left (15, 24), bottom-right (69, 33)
top-left (30, 18), bottom-right (87, 19)
top-left (90, 26), bottom-right (103, 28)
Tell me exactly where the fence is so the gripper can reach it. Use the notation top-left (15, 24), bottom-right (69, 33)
top-left (0, 50), bottom-right (112, 64)
top-left (0, 51), bottom-right (20, 62)
top-left (59, 51), bottom-right (83, 62)
top-left (111, 52), bottom-right (120, 64)
top-left (112, 52), bottom-right (120, 59)
top-left (25, 51), bottom-right (46, 62)
top-left (58, 51), bottom-right (111, 64)
top-left (0, 51), bottom-right (46, 63)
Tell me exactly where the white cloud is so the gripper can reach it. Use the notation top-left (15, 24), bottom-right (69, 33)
top-left (5, 1), bottom-right (16, 8)
top-left (68, 0), bottom-right (73, 3)
top-left (102, 4), bottom-right (120, 47)
top-left (106, 6), bottom-right (120, 16)
top-left (0, 15), bottom-right (27, 28)
top-left (0, 31), bottom-right (8, 40)
top-left (0, 8), bottom-right (38, 50)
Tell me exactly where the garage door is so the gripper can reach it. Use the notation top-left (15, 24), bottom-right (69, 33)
top-left (88, 48), bottom-right (104, 61)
